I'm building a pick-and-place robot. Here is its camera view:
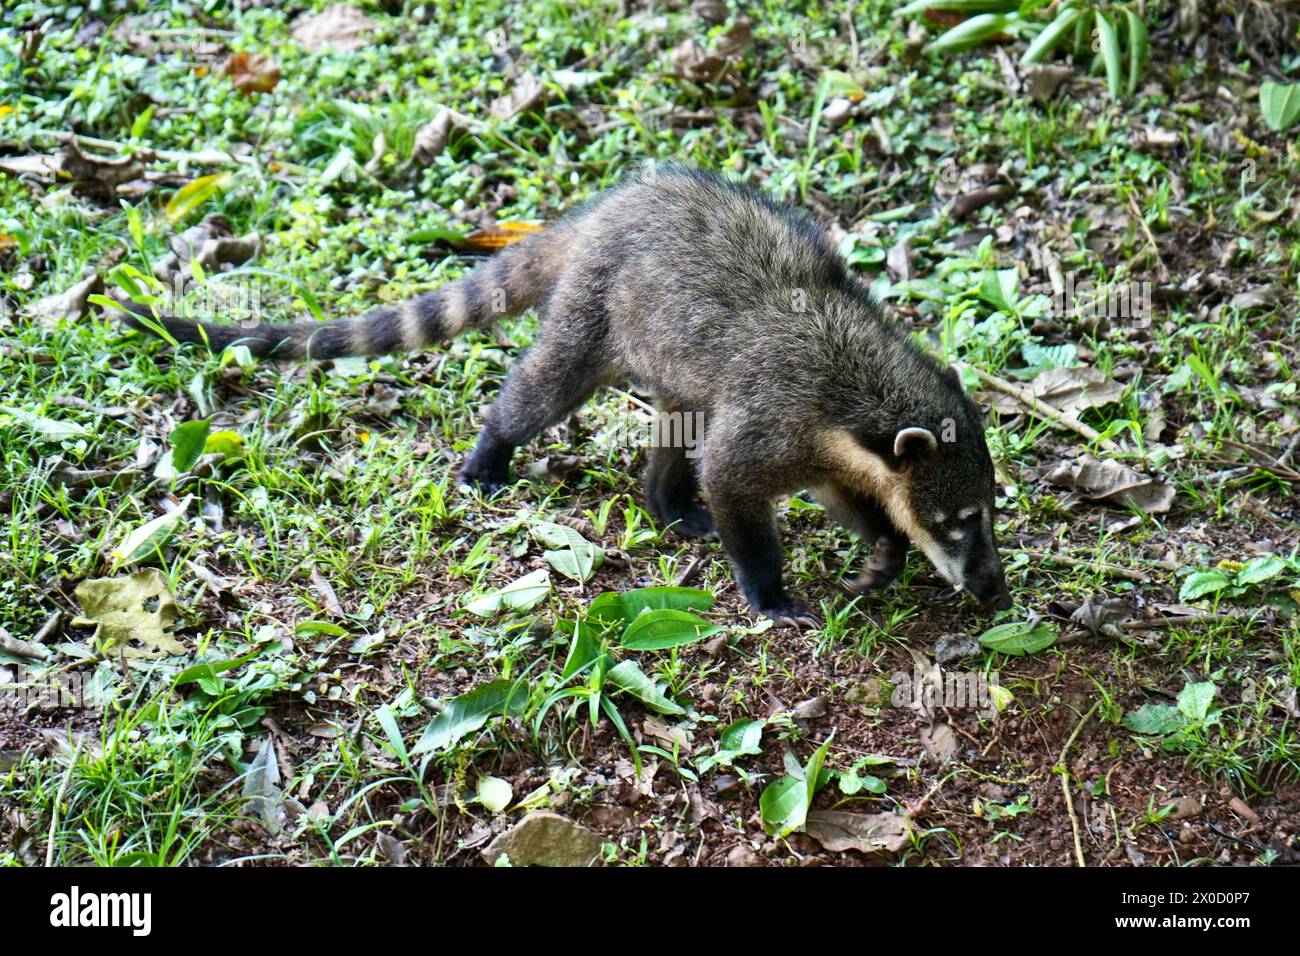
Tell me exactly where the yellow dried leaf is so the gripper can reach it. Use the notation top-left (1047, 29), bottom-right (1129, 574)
top-left (463, 221), bottom-right (543, 250)
top-left (219, 51), bottom-right (280, 96)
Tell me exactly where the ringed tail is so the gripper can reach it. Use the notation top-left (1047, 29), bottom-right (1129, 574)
top-left (119, 227), bottom-right (564, 360)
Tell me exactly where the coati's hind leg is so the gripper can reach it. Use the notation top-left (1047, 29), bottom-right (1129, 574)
top-left (644, 437), bottom-right (716, 540)
top-left (459, 335), bottom-right (605, 491)
top-left (814, 484), bottom-right (909, 593)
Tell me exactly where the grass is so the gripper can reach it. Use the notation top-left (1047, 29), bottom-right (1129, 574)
top-left (1, 0), bottom-right (1298, 866)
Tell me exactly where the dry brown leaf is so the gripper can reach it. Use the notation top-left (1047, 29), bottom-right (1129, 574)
top-left (412, 109), bottom-right (458, 165)
top-left (490, 72), bottom-right (548, 121)
top-left (804, 810), bottom-right (912, 854)
top-left (72, 569), bottom-right (187, 659)
top-left (28, 274), bottom-right (102, 324)
top-left (291, 3), bottom-right (377, 52)
top-left (464, 221), bottom-right (543, 250)
top-left (1044, 456), bottom-right (1175, 514)
top-left (219, 51), bottom-right (280, 95)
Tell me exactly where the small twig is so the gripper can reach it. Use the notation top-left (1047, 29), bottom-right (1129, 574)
top-left (675, 553), bottom-right (709, 588)
top-left (1021, 549), bottom-right (1151, 583)
top-left (957, 363), bottom-right (1121, 453)
top-left (1125, 194), bottom-right (1170, 284)
top-left (30, 128), bottom-right (242, 167)
top-left (1057, 701), bottom-right (1100, 867)
top-left (46, 738), bottom-right (84, 867)
top-left (1122, 610), bottom-right (1262, 631)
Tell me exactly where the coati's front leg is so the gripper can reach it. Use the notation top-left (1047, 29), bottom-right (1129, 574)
top-left (701, 449), bottom-right (816, 628)
top-left (813, 484), bottom-right (909, 593)
top-left (644, 443), bottom-right (716, 539)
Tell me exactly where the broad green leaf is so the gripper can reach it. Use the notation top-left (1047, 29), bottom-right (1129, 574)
top-left (204, 429), bottom-right (245, 458)
top-left (532, 521), bottom-right (604, 582)
top-left (1260, 81), bottom-right (1300, 132)
top-left (620, 608), bottom-right (722, 651)
top-left (1123, 703), bottom-right (1184, 736)
top-left (1179, 570), bottom-right (1232, 602)
top-left (1096, 12), bottom-right (1122, 99)
top-left (604, 660), bottom-right (685, 715)
top-left (1021, 6), bottom-right (1083, 64)
top-left (173, 648), bottom-right (263, 687)
top-left (156, 419), bottom-right (211, 482)
top-left (165, 172), bottom-right (233, 224)
top-left (1177, 681), bottom-right (1216, 723)
top-left (978, 619), bottom-right (1058, 656)
top-left (112, 496), bottom-right (193, 565)
top-left (295, 619), bottom-right (348, 638)
top-left (560, 618), bottom-right (602, 680)
top-left (761, 735), bottom-right (834, 838)
top-left (463, 568), bottom-right (551, 617)
top-left (587, 586), bottom-right (714, 629)
top-left (1236, 556), bottom-right (1288, 587)
top-left (699, 718), bottom-right (765, 773)
top-left (412, 679), bottom-right (529, 754)
top-left (899, 0), bottom-right (1018, 13)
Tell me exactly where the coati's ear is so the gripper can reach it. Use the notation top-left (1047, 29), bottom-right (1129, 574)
top-left (893, 426), bottom-right (937, 460)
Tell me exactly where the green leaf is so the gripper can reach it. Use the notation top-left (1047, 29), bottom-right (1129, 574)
top-left (587, 586), bottom-right (714, 629)
top-left (204, 429), bottom-right (245, 458)
top-left (1177, 681), bottom-right (1216, 723)
top-left (560, 618), bottom-right (602, 681)
top-left (604, 660), bottom-right (685, 715)
top-left (1179, 570), bottom-right (1232, 602)
top-left (1259, 81), bottom-right (1300, 132)
top-left (698, 718), bottom-right (765, 773)
top-left (1123, 703), bottom-right (1184, 736)
top-left (1236, 556), bottom-right (1288, 587)
top-left (898, 0), bottom-right (1017, 13)
top-left (532, 521), bottom-right (604, 582)
top-left (0, 404), bottom-right (91, 442)
top-left (978, 619), bottom-right (1058, 656)
top-left (1095, 12), bottom-right (1123, 99)
top-left (927, 13), bottom-right (1017, 54)
top-left (112, 496), bottom-right (192, 565)
top-left (295, 619), bottom-right (348, 638)
top-left (412, 679), bottom-right (529, 754)
top-left (463, 568), bottom-right (551, 617)
top-left (1123, 9), bottom-right (1148, 97)
top-left (1021, 6), bottom-right (1083, 64)
top-left (165, 172), bottom-right (233, 224)
top-left (167, 419), bottom-right (211, 476)
top-left (620, 608), bottom-right (722, 651)
top-left (374, 704), bottom-right (409, 763)
top-left (173, 647), bottom-right (263, 688)
top-left (761, 735), bottom-right (834, 838)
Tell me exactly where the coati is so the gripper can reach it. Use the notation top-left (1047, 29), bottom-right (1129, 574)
top-left (123, 164), bottom-right (1013, 624)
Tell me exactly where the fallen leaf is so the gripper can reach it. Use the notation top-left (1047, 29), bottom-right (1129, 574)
top-left (412, 109), bottom-right (458, 165)
top-left (481, 811), bottom-right (602, 866)
top-left (920, 721), bottom-right (961, 763)
top-left (26, 275), bottom-right (103, 324)
top-left (243, 737), bottom-right (286, 834)
top-left (463, 221), bottom-right (544, 251)
top-left (490, 72), bottom-right (548, 121)
top-left (291, 4), bottom-right (378, 53)
top-left (804, 810), bottom-right (912, 854)
top-left (1044, 456), bottom-right (1175, 514)
top-left (72, 568), bottom-right (187, 658)
top-left (58, 141), bottom-right (144, 201)
top-left (219, 51), bottom-right (280, 96)
top-left (1009, 367), bottom-right (1125, 416)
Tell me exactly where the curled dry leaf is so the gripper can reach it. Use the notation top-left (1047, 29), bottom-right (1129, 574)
top-left (804, 810), bottom-right (912, 854)
top-left (490, 72), bottom-right (548, 121)
top-left (412, 108), bottom-right (458, 165)
top-left (219, 51), bottom-right (280, 96)
top-left (72, 568), bottom-right (187, 659)
top-left (1044, 455), bottom-right (1175, 514)
top-left (290, 3), bottom-right (377, 52)
top-left (28, 274), bottom-right (102, 324)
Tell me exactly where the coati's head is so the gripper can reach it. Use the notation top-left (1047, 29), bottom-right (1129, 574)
top-left (826, 392), bottom-right (1012, 611)
top-left (882, 423), bottom-right (1012, 611)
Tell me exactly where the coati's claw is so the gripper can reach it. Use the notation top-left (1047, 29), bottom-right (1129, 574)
top-left (760, 602), bottom-right (820, 630)
top-left (845, 567), bottom-right (896, 594)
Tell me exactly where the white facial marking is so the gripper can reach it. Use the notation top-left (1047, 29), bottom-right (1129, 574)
top-left (933, 512), bottom-right (946, 524)
top-left (957, 506), bottom-right (979, 521)
top-left (948, 529), bottom-right (964, 542)
top-left (822, 429), bottom-right (966, 587)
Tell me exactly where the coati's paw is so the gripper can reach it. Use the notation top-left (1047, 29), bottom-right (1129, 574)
top-left (845, 565), bottom-right (900, 594)
top-left (456, 468), bottom-right (509, 496)
top-left (758, 600), bottom-right (820, 631)
top-left (663, 504), bottom-right (717, 540)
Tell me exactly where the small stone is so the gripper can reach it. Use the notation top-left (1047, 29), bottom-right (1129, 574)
top-left (481, 811), bottom-right (602, 867)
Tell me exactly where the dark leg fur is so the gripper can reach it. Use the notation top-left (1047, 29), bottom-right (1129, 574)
top-left (644, 443), bottom-right (715, 539)
top-left (459, 331), bottom-right (605, 491)
top-left (816, 485), bottom-right (909, 594)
